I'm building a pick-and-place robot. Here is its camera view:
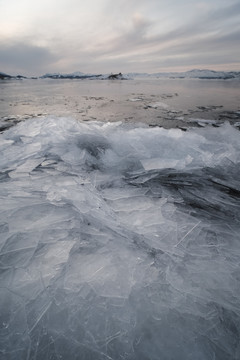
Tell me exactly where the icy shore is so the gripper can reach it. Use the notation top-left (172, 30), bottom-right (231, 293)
top-left (1, 69), bottom-right (240, 80)
top-left (0, 117), bottom-right (240, 359)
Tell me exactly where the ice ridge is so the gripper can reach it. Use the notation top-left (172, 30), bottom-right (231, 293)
top-left (0, 117), bottom-right (240, 359)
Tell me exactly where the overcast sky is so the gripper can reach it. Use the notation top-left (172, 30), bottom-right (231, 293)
top-left (1, 0), bottom-right (240, 76)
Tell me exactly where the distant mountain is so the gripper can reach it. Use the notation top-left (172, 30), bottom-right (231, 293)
top-left (40, 72), bottom-right (102, 79)
top-left (1, 69), bottom-right (240, 81)
top-left (41, 72), bottom-right (131, 80)
top-left (1, 71), bottom-right (131, 80)
top-left (129, 69), bottom-right (240, 80)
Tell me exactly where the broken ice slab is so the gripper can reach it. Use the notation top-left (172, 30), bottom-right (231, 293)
top-left (1, 142), bottom-right (42, 172)
top-left (141, 158), bottom-right (178, 171)
top-left (0, 117), bottom-right (240, 359)
top-left (147, 102), bottom-right (169, 109)
top-left (128, 98), bottom-right (143, 102)
top-left (8, 158), bottom-right (44, 178)
top-left (31, 240), bottom-right (75, 285)
top-left (101, 187), bottom-right (148, 201)
top-left (26, 291), bottom-right (52, 334)
top-left (188, 118), bottom-right (218, 127)
top-left (5, 203), bottom-right (77, 233)
top-left (0, 245), bottom-right (36, 268)
top-left (108, 195), bottom-right (154, 212)
top-left (0, 138), bottom-right (14, 147)
top-left (0, 287), bottom-right (27, 338)
top-left (234, 121), bottom-right (240, 128)
top-left (140, 155), bottom-right (193, 171)
top-left (63, 250), bottom-right (136, 298)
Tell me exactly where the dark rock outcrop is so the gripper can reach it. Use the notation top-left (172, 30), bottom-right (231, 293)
top-left (0, 72), bottom-right (26, 80)
top-left (0, 72), bottom-right (12, 79)
top-left (107, 73), bottom-right (125, 80)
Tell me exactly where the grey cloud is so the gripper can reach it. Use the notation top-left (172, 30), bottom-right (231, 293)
top-left (151, 29), bottom-right (240, 58)
top-left (1, 1), bottom-right (239, 75)
top-left (120, 48), bottom-right (238, 73)
top-left (156, 52), bottom-right (239, 69)
top-left (146, 2), bottom-right (240, 49)
top-left (98, 2), bottom-right (240, 55)
top-left (72, 1), bottom-right (240, 74)
top-left (90, 14), bottom-right (153, 57)
top-left (208, 1), bottom-right (240, 22)
top-left (0, 41), bottom-right (58, 75)
top-left (132, 30), bottom-right (240, 71)
top-left (61, 1), bottom-right (240, 73)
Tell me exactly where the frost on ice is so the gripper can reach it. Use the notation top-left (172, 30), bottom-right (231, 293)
top-left (0, 117), bottom-right (240, 359)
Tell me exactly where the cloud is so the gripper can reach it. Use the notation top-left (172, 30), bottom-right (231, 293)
top-left (91, 13), bottom-right (152, 50)
top-left (0, 41), bottom-right (58, 75)
top-left (0, 1), bottom-right (239, 74)
top-left (81, 1), bottom-right (240, 72)
top-left (209, 1), bottom-right (240, 21)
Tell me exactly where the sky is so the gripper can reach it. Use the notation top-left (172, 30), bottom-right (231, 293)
top-left (0, 0), bottom-right (240, 76)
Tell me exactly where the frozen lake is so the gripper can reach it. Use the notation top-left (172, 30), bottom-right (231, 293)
top-left (0, 78), bottom-right (240, 359)
top-left (1, 78), bottom-right (240, 130)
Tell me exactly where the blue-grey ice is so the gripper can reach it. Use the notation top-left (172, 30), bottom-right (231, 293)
top-left (0, 117), bottom-right (240, 359)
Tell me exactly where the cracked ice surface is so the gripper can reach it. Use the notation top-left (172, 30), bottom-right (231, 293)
top-left (0, 117), bottom-right (240, 359)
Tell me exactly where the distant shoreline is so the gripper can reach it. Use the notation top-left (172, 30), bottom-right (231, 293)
top-left (1, 69), bottom-right (240, 81)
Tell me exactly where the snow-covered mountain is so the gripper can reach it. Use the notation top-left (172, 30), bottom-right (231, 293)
top-left (1, 69), bottom-right (240, 80)
top-left (40, 71), bottom-right (102, 79)
top-left (129, 69), bottom-right (240, 80)
top-left (40, 72), bottom-right (131, 80)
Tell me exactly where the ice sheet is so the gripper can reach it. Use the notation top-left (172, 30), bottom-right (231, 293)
top-left (0, 116), bottom-right (240, 359)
